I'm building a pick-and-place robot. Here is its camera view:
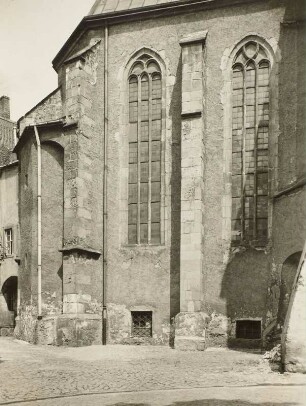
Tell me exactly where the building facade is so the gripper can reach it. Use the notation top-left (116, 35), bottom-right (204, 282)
top-left (0, 96), bottom-right (19, 336)
top-left (9, 0), bottom-right (305, 369)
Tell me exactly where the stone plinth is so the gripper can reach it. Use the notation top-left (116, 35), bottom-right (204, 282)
top-left (36, 314), bottom-right (102, 346)
top-left (174, 312), bottom-right (209, 351)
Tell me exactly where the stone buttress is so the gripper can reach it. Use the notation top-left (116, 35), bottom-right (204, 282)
top-left (174, 32), bottom-right (209, 351)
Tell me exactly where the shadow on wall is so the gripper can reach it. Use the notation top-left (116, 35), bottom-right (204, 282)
top-left (220, 248), bottom-right (270, 348)
top-left (216, 26), bottom-right (282, 348)
top-left (1, 276), bottom-right (18, 319)
top-left (219, 0), bottom-right (305, 350)
top-left (111, 400), bottom-right (298, 406)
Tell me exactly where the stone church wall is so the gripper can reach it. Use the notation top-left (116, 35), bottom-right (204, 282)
top-left (92, 1), bottom-right (283, 345)
top-left (15, 0), bottom-right (305, 348)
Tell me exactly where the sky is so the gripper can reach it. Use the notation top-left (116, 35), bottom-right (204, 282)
top-left (0, 0), bottom-right (95, 121)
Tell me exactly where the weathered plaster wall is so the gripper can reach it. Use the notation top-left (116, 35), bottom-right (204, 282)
top-left (41, 141), bottom-right (64, 315)
top-left (16, 91), bottom-right (65, 341)
top-left (0, 164), bottom-right (19, 335)
top-left (15, 127), bottom-right (66, 342)
top-left (15, 135), bottom-right (37, 342)
top-left (18, 89), bottom-right (63, 135)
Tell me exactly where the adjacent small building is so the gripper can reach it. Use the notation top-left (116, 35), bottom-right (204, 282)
top-left (0, 96), bottom-right (19, 336)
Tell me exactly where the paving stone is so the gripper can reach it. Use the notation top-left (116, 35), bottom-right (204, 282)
top-left (0, 337), bottom-right (305, 404)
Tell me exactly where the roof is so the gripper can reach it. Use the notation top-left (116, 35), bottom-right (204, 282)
top-left (88, 0), bottom-right (191, 15)
top-left (53, 0), bottom-right (259, 71)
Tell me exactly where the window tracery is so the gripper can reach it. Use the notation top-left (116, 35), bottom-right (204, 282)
top-left (128, 55), bottom-right (162, 244)
top-left (231, 41), bottom-right (270, 244)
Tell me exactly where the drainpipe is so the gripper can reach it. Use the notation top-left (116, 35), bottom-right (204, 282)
top-left (102, 23), bottom-right (108, 345)
top-left (33, 125), bottom-right (42, 319)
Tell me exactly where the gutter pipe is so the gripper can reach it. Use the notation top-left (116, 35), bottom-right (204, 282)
top-left (102, 23), bottom-right (108, 345)
top-left (33, 125), bottom-right (42, 319)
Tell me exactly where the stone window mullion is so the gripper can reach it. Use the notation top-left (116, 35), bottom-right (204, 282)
top-left (242, 66), bottom-right (246, 242)
top-left (148, 74), bottom-right (153, 244)
top-left (127, 54), bottom-right (162, 245)
top-left (253, 63), bottom-right (259, 240)
top-left (137, 75), bottom-right (141, 245)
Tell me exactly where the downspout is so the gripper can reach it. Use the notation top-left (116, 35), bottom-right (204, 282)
top-left (33, 125), bottom-right (42, 319)
top-left (102, 22), bottom-right (108, 345)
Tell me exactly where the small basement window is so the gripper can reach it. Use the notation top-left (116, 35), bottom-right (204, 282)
top-left (131, 311), bottom-right (152, 338)
top-left (236, 320), bottom-right (261, 339)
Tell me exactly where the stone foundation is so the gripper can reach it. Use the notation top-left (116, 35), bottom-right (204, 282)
top-left (0, 327), bottom-right (14, 336)
top-left (55, 314), bottom-right (102, 346)
top-left (15, 312), bottom-right (102, 346)
top-left (0, 310), bottom-right (15, 336)
top-left (174, 312), bottom-right (209, 351)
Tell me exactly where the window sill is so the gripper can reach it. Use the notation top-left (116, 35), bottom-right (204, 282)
top-left (3, 254), bottom-right (14, 259)
top-left (231, 239), bottom-right (268, 249)
top-left (122, 244), bottom-right (166, 249)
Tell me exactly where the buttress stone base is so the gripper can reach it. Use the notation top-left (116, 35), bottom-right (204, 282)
top-left (15, 313), bottom-right (102, 346)
top-left (174, 312), bottom-right (209, 351)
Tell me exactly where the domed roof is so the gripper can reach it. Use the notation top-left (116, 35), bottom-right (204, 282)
top-left (88, 0), bottom-right (187, 15)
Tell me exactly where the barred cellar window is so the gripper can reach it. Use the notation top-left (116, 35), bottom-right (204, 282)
top-left (231, 41), bottom-right (270, 245)
top-left (131, 311), bottom-right (152, 337)
top-left (128, 55), bottom-right (162, 245)
top-left (236, 320), bottom-right (261, 339)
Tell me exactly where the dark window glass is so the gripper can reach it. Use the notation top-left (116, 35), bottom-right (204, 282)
top-left (236, 320), bottom-right (261, 339)
top-left (231, 42), bottom-right (270, 245)
top-left (128, 55), bottom-right (162, 244)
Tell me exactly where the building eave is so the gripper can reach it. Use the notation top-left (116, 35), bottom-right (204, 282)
top-left (52, 0), bottom-right (265, 72)
top-left (0, 160), bottom-right (18, 171)
top-left (14, 120), bottom-right (65, 154)
top-left (0, 116), bottom-right (16, 125)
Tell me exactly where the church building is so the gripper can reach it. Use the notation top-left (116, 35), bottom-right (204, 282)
top-left (2, 0), bottom-right (305, 371)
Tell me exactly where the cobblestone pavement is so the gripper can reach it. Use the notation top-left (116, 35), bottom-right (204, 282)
top-left (0, 337), bottom-right (305, 405)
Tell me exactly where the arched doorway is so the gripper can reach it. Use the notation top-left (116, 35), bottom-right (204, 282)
top-left (277, 252), bottom-right (302, 329)
top-left (1, 276), bottom-right (18, 319)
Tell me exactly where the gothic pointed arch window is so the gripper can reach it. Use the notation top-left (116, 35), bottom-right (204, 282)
top-left (231, 41), bottom-right (270, 245)
top-left (128, 54), bottom-right (162, 244)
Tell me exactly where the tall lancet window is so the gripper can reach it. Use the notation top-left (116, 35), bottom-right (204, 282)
top-left (231, 41), bottom-right (270, 245)
top-left (128, 55), bottom-right (162, 244)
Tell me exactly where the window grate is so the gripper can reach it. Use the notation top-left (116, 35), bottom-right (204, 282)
top-left (236, 320), bottom-right (261, 339)
top-left (131, 311), bottom-right (152, 338)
